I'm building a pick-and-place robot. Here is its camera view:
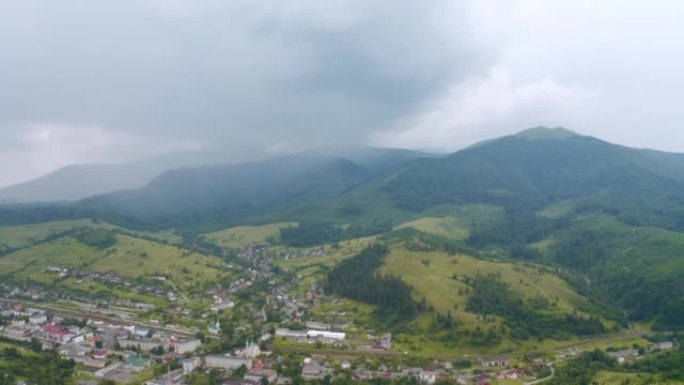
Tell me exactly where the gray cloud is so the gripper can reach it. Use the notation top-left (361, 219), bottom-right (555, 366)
top-left (2, 0), bottom-right (684, 186)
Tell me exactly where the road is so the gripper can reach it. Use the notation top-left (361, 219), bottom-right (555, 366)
top-left (272, 329), bottom-right (649, 361)
top-left (525, 365), bottom-right (555, 385)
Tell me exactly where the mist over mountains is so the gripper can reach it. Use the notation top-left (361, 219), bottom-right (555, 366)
top-left (2, 127), bottom-right (684, 332)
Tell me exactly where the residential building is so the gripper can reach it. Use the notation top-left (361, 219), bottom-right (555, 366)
top-left (205, 355), bottom-right (252, 370)
top-left (244, 369), bottom-right (278, 383)
top-left (174, 339), bottom-right (202, 355)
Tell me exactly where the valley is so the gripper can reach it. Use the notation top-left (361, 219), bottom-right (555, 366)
top-left (1, 129), bottom-right (684, 385)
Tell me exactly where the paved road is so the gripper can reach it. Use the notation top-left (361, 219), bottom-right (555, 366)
top-left (273, 329), bottom-right (649, 361)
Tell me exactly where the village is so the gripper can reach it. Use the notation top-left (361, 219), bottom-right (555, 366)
top-left (0, 239), bottom-right (679, 385)
top-left (0, 298), bottom-right (543, 385)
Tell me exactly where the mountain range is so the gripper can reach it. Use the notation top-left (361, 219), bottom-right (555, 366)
top-left (0, 149), bottom-right (267, 204)
top-left (1, 127), bottom-right (684, 328)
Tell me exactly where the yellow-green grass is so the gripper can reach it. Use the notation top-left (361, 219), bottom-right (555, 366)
top-left (380, 246), bottom-right (613, 354)
top-left (204, 222), bottom-right (296, 248)
top-left (0, 233), bottom-right (226, 298)
top-left (0, 219), bottom-right (183, 252)
top-left (278, 236), bottom-right (378, 295)
top-left (490, 379), bottom-right (527, 385)
top-left (278, 236), bottom-right (377, 271)
top-left (538, 200), bottom-right (577, 218)
top-left (555, 214), bottom-right (684, 278)
top-left (578, 335), bottom-right (651, 352)
top-left (381, 247), bottom-right (598, 320)
top-left (425, 203), bottom-right (504, 224)
top-left (89, 235), bottom-right (225, 291)
top-left (117, 228), bottom-right (182, 245)
top-left (0, 340), bottom-right (34, 354)
top-left (592, 371), bottom-right (684, 385)
top-left (0, 219), bottom-right (95, 250)
top-left (309, 298), bottom-right (376, 333)
top-left (395, 216), bottom-right (469, 240)
top-left (68, 372), bottom-right (96, 385)
top-left (59, 278), bottom-right (168, 307)
top-left (0, 236), bottom-right (106, 282)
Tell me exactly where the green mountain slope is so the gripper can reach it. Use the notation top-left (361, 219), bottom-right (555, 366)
top-left (3, 127), bottom-right (684, 331)
top-left (76, 147), bottom-right (435, 231)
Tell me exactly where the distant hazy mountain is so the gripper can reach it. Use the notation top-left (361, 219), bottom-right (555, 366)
top-left (80, 147), bottom-right (436, 230)
top-left (3, 128), bottom-right (684, 328)
top-left (0, 150), bottom-right (265, 204)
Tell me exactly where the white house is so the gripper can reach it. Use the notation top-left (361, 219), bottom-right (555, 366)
top-left (306, 330), bottom-right (345, 340)
top-left (182, 357), bottom-right (200, 374)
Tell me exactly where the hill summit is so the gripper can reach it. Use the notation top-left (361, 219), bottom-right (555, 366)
top-left (513, 126), bottom-right (580, 140)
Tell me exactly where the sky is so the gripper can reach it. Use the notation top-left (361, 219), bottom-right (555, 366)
top-left (1, 0), bottom-right (684, 187)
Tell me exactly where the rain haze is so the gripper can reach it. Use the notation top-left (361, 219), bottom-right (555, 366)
top-left (2, 0), bottom-right (684, 187)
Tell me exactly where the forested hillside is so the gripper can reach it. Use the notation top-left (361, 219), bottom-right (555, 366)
top-left (2, 127), bottom-right (684, 330)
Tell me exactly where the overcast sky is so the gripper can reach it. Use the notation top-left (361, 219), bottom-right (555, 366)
top-left (2, 0), bottom-right (684, 187)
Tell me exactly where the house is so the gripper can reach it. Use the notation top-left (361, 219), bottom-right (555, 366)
top-left (71, 334), bottom-right (85, 344)
top-left (29, 312), bottom-right (48, 325)
top-left (117, 339), bottom-right (167, 352)
top-left (275, 328), bottom-right (308, 339)
top-left (650, 341), bottom-right (674, 352)
top-left (307, 330), bottom-right (345, 340)
top-left (608, 349), bottom-right (638, 364)
top-left (402, 367), bottom-right (423, 377)
top-left (455, 372), bottom-right (468, 385)
top-left (302, 361), bottom-right (325, 379)
top-left (379, 334), bottom-right (392, 350)
top-left (419, 370), bottom-right (437, 384)
top-left (244, 369), bottom-right (278, 383)
top-left (352, 371), bottom-right (372, 381)
top-left (502, 368), bottom-right (527, 380)
top-left (480, 356), bottom-right (510, 367)
top-left (182, 357), bottom-right (200, 374)
top-left (341, 360), bottom-right (351, 370)
top-left (73, 358), bottom-right (107, 369)
top-left (134, 327), bottom-right (151, 338)
top-left (43, 322), bottom-right (71, 343)
top-left (3, 325), bottom-right (31, 341)
top-left (305, 321), bottom-right (331, 331)
top-left (126, 355), bottom-right (151, 370)
top-left (93, 349), bottom-right (110, 360)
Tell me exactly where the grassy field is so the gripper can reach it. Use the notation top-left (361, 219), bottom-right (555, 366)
top-left (0, 218), bottom-right (183, 252)
top-left (277, 235), bottom-right (377, 295)
top-left (377, 245), bottom-right (612, 354)
top-left (395, 216), bottom-right (469, 240)
top-left (0, 236), bottom-right (106, 281)
top-left (0, 219), bottom-right (95, 250)
top-left (546, 214), bottom-right (684, 279)
top-left (592, 370), bottom-right (684, 385)
top-left (537, 200), bottom-right (577, 218)
top-left (381, 247), bottom-right (600, 320)
top-left (0, 232), bottom-right (227, 299)
top-left (204, 222), bottom-right (296, 248)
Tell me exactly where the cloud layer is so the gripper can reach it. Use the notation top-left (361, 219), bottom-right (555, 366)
top-left (2, 0), bottom-right (684, 186)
